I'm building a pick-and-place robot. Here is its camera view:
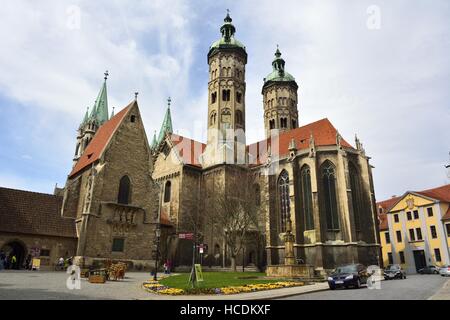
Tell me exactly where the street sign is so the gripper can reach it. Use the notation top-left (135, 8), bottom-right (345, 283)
top-left (178, 233), bottom-right (194, 240)
top-left (199, 247), bottom-right (204, 254)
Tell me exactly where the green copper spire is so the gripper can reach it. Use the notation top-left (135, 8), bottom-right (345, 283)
top-left (157, 97), bottom-right (173, 144)
top-left (209, 10), bottom-right (246, 56)
top-left (88, 71), bottom-right (109, 125)
top-left (264, 46), bottom-right (296, 85)
top-left (220, 9), bottom-right (236, 42)
top-left (151, 130), bottom-right (157, 150)
top-left (80, 107), bottom-right (89, 128)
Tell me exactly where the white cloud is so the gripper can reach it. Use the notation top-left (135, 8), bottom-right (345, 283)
top-left (0, 0), bottom-right (448, 200)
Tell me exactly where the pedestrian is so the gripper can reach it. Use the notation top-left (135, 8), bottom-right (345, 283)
top-left (11, 254), bottom-right (17, 270)
top-left (163, 262), bottom-right (168, 274)
top-left (5, 254), bottom-right (11, 269)
top-left (58, 257), bottom-right (64, 270)
top-left (0, 251), bottom-right (5, 270)
top-left (25, 254), bottom-right (32, 270)
top-left (167, 259), bottom-right (172, 274)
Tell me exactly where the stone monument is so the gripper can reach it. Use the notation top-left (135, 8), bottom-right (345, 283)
top-left (266, 219), bottom-right (315, 279)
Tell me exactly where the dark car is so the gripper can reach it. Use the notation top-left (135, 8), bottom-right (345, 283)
top-left (327, 264), bottom-right (369, 290)
top-left (418, 265), bottom-right (439, 274)
top-left (384, 264), bottom-right (406, 280)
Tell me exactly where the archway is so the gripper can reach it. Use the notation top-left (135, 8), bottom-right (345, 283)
top-left (1, 240), bottom-right (27, 269)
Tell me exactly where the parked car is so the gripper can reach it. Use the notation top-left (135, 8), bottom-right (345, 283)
top-left (327, 264), bottom-right (369, 289)
top-left (384, 264), bottom-right (406, 280)
top-left (439, 265), bottom-right (450, 277)
top-left (418, 265), bottom-right (440, 274)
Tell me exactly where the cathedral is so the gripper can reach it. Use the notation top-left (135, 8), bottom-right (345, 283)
top-left (0, 13), bottom-right (380, 272)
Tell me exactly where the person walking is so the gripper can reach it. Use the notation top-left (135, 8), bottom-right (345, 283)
top-left (25, 254), bottom-right (32, 270)
top-left (163, 262), bottom-right (168, 274)
top-left (0, 251), bottom-right (5, 270)
top-left (11, 254), bottom-right (17, 270)
top-left (167, 259), bottom-right (172, 275)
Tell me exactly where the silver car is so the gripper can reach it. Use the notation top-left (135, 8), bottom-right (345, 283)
top-left (439, 265), bottom-right (450, 277)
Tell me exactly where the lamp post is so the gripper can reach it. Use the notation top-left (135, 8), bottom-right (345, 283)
top-left (153, 226), bottom-right (161, 281)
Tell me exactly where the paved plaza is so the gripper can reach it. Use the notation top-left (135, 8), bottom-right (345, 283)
top-left (0, 270), bottom-right (448, 300)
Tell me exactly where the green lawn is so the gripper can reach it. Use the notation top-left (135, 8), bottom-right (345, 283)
top-left (159, 272), bottom-right (283, 290)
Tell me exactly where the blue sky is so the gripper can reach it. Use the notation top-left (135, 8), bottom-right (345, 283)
top-left (0, 0), bottom-right (449, 200)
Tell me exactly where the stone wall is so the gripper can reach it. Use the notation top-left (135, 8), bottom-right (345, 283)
top-left (0, 232), bottom-right (77, 269)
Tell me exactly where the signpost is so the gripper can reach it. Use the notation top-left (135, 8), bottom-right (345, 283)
top-left (194, 264), bottom-right (203, 282)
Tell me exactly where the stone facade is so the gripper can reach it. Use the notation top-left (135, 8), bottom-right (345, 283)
top-left (149, 14), bottom-right (381, 273)
top-left (62, 101), bottom-right (160, 269)
top-left (0, 187), bottom-right (78, 269)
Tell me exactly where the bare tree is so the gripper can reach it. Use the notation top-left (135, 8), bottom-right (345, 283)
top-left (208, 168), bottom-right (261, 272)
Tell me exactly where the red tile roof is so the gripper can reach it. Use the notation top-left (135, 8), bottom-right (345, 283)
top-left (247, 118), bottom-right (353, 165)
top-left (376, 197), bottom-right (400, 231)
top-left (162, 118), bottom-right (351, 167)
top-left (70, 102), bottom-right (133, 178)
top-left (169, 133), bottom-right (206, 167)
top-left (377, 184), bottom-right (450, 224)
top-left (0, 187), bottom-right (77, 238)
top-left (416, 184), bottom-right (450, 203)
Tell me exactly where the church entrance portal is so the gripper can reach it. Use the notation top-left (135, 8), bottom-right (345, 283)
top-left (1, 241), bottom-right (27, 269)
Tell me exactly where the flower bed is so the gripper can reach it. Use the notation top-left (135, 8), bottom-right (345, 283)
top-left (143, 280), bottom-right (304, 296)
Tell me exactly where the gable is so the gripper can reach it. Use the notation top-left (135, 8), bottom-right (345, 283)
top-left (390, 193), bottom-right (435, 212)
top-left (69, 102), bottom-right (134, 178)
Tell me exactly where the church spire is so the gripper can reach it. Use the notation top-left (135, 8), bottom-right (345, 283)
top-left (220, 9), bottom-right (236, 42)
top-left (88, 71), bottom-right (109, 125)
top-left (157, 97), bottom-right (174, 144)
top-left (151, 130), bottom-right (157, 150)
top-left (272, 45), bottom-right (286, 76)
top-left (80, 107), bottom-right (89, 128)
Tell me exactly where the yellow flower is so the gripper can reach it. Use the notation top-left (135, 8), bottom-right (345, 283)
top-left (159, 288), bottom-right (184, 295)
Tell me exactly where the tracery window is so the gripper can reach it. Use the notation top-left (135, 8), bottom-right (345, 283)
top-left (278, 170), bottom-right (290, 232)
top-left (300, 165), bottom-right (314, 230)
top-left (321, 161), bottom-right (339, 230)
top-left (118, 175), bottom-right (131, 205)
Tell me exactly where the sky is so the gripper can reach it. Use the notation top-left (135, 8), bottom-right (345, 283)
top-left (0, 0), bottom-right (448, 200)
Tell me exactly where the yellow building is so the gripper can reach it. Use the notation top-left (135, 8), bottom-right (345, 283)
top-left (377, 184), bottom-right (450, 273)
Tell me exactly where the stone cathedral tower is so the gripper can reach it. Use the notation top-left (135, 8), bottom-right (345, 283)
top-left (262, 47), bottom-right (299, 138)
top-left (203, 12), bottom-right (248, 166)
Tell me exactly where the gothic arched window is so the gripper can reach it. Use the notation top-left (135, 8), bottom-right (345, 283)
top-left (236, 91), bottom-right (242, 103)
top-left (235, 110), bottom-right (243, 125)
top-left (164, 180), bottom-right (171, 203)
top-left (278, 170), bottom-right (290, 232)
top-left (75, 143), bottom-right (80, 157)
top-left (211, 91), bottom-right (217, 104)
top-left (210, 111), bottom-right (217, 126)
top-left (321, 161), bottom-right (339, 230)
top-left (280, 117), bottom-right (287, 128)
top-left (118, 175), bottom-right (131, 205)
top-left (269, 119), bottom-right (275, 130)
top-left (300, 165), bottom-right (314, 230)
top-left (222, 89), bottom-right (231, 101)
top-left (292, 119), bottom-right (297, 128)
top-left (349, 162), bottom-right (362, 231)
